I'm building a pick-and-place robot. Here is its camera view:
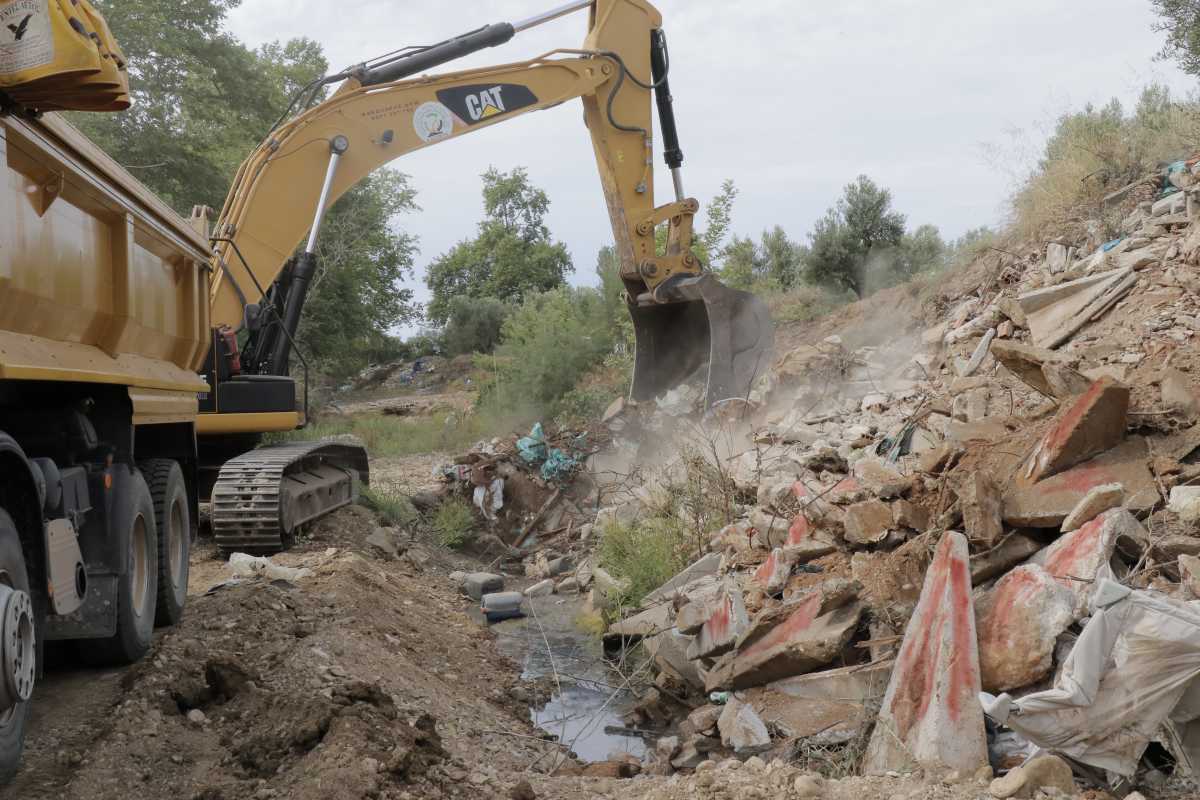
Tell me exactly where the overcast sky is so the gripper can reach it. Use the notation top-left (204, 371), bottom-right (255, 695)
top-left (227, 0), bottom-right (1194, 333)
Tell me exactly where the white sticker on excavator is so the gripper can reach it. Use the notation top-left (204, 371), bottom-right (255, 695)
top-left (413, 101), bottom-right (454, 143)
top-left (0, 0), bottom-right (53, 76)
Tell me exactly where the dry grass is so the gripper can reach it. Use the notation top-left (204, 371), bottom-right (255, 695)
top-left (1011, 86), bottom-right (1200, 239)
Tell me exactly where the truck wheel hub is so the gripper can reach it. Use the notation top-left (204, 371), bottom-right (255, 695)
top-left (0, 583), bottom-right (35, 712)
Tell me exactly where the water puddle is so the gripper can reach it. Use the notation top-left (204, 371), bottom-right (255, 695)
top-left (491, 595), bottom-right (647, 763)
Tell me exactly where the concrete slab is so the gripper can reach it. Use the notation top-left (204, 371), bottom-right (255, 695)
top-left (1030, 507), bottom-right (1138, 614)
top-left (1022, 377), bottom-right (1130, 484)
top-left (1061, 483), bottom-right (1125, 532)
top-left (712, 601), bottom-right (864, 691)
top-left (644, 628), bottom-right (703, 690)
top-left (740, 660), bottom-right (892, 743)
top-left (605, 600), bottom-right (673, 642)
top-left (960, 471), bottom-right (1004, 548)
top-left (863, 532), bottom-right (988, 775)
top-left (673, 577), bottom-right (726, 635)
top-left (783, 514), bottom-right (839, 564)
top-left (844, 500), bottom-right (894, 546)
top-left (1003, 438), bottom-right (1156, 528)
top-left (1019, 267), bottom-right (1136, 349)
top-left (752, 548), bottom-right (791, 596)
top-left (970, 532), bottom-right (1043, 585)
top-left (976, 564), bottom-right (1076, 693)
top-left (717, 697), bottom-right (771, 755)
top-left (644, 552), bottom-right (722, 604)
top-left (686, 583), bottom-right (749, 661)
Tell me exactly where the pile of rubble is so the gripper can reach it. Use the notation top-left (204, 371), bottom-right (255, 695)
top-left (590, 159), bottom-right (1200, 795)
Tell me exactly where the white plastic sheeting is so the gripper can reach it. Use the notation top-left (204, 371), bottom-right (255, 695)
top-left (981, 580), bottom-right (1200, 776)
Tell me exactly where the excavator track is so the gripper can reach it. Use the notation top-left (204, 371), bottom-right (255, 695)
top-left (211, 439), bottom-right (370, 554)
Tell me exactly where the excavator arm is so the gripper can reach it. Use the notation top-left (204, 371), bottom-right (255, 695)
top-left (205, 0), bottom-right (773, 412)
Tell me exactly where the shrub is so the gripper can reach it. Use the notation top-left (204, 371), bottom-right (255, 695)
top-left (481, 286), bottom-right (615, 418)
top-left (442, 296), bottom-right (510, 356)
top-left (598, 517), bottom-right (691, 608)
top-left (432, 498), bottom-right (476, 548)
top-left (359, 485), bottom-right (418, 528)
top-left (769, 285), bottom-right (853, 324)
top-left (1011, 86), bottom-right (1200, 238)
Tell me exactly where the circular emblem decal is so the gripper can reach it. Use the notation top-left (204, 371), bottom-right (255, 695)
top-left (413, 101), bottom-right (453, 143)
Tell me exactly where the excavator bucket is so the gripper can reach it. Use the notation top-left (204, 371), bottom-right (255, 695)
top-left (628, 274), bottom-right (774, 409)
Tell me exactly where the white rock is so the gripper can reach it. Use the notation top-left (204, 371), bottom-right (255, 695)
top-left (525, 579), bottom-right (554, 598)
top-left (1061, 483), bottom-right (1125, 532)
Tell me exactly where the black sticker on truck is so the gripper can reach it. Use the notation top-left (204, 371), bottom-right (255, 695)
top-left (435, 83), bottom-right (537, 125)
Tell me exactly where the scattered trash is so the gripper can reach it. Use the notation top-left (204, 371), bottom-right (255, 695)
top-left (227, 553), bottom-right (313, 582)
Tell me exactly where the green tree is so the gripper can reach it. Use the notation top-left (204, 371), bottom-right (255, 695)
top-left (485, 287), bottom-right (613, 414)
top-left (69, 0), bottom-right (327, 213)
top-left (442, 297), bottom-right (511, 356)
top-left (719, 227), bottom-right (805, 291)
top-left (805, 175), bottom-right (906, 298)
top-left (595, 245), bottom-right (634, 349)
top-left (1152, 0), bottom-right (1200, 76)
top-left (425, 167), bottom-right (573, 325)
top-left (299, 170), bottom-right (421, 377)
top-left (897, 224), bottom-right (947, 279)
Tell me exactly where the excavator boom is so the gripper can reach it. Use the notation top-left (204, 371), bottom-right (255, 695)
top-left (207, 0), bottom-right (773, 415)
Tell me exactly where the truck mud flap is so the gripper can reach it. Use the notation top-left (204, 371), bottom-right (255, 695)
top-left (628, 273), bottom-right (774, 408)
top-left (44, 573), bottom-right (117, 641)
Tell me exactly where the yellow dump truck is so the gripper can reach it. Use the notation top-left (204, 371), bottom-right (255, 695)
top-left (0, 110), bottom-right (210, 776)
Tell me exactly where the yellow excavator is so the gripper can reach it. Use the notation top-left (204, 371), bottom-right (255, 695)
top-left (192, 0), bottom-right (774, 552)
top-left (0, 0), bottom-right (771, 776)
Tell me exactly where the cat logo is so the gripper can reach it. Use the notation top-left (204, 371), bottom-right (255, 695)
top-left (466, 86), bottom-right (506, 121)
top-left (436, 83), bottom-right (538, 126)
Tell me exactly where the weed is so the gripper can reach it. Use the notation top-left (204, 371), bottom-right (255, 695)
top-left (433, 497), bottom-right (476, 549)
top-left (359, 485), bottom-right (418, 528)
top-left (597, 516), bottom-right (691, 608)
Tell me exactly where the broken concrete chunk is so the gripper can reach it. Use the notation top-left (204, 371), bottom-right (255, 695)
top-left (1030, 508), bottom-right (1135, 615)
top-left (717, 697), bottom-right (771, 755)
top-left (741, 660), bottom-right (892, 743)
top-left (976, 565), bottom-right (1076, 693)
top-left (988, 754), bottom-right (1076, 799)
top-left (1045, 242), bottom-right (1071, 274)
top-left (1004, 439), bottom-right (1156, 527)
top-left (959, 471), bottom-right (1003, 548)
top-left (1019, 268), bottom-right (1137, 350)
top-left (645, 629), bottom-right (703, 690)
top-left (462, 572), bottom-right (504, 601)
top-left (970, 532), bottom-right (1043, 585)
top-left (686, 584), bottom-right (749, 661)
top-left (852, 459), bottom-right (909, 498)
top-left (892, 499), bottom-right (930, 532)
top-left (917, 442), bottom-right (963, 475)
top-left (712, 601), bottom-right (864, 691)
top-left (687, 704), bottom-right (723, 735)
top-left (1060, 482), bottom-right (1124, 532)
top-left (996, 297), bottom-right (1028, 329)
top-left (737, 579), bottom-right (860, 653)
top-left (752, 548), bottom-right (793, 596)
top-left (1023, 377), bottom-right (1129, 484)
top-left (525, 579), bottom-right (554, 598)
top-left (990, 340), bottom-right (1059, 396)
top-left (843, 500), bottom-right (894, 546)
top-left (959, 328), bottom-right (996, 378)
top-left (673, 578), bottom-right (727, 635)
top-left (1169, 485), bottom-right (1200, 522)
top-left (1180, 555), bottom-right (1200, 598)
top-left (784, 515), bottom-right (839, 561)
top-left (1041, 362), bottom-right (1092, 398)
top-left (864, 532), bottom-right (987, 776)
top-left (644, 552), bottom-right (722, 605)
top-left (606, 600), bottom-right (673, 642)
top-left (1161, 368), bottom-right (1200, 416)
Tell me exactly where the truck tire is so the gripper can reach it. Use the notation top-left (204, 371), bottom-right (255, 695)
top-left (0, 509), bottom-right (33, 784)
top-left (80, 471), bottom-right (158, 666)
top-left (139, 459), bottom-right (189, 627)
